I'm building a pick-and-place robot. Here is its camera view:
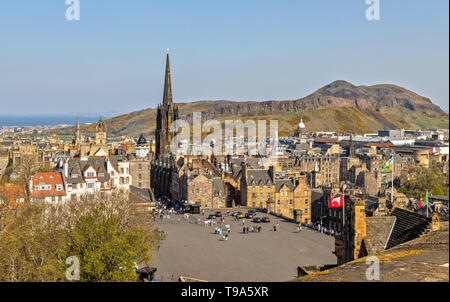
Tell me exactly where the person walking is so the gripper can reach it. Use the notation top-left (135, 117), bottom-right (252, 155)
top-left (273, 225), bottom-right (276, 232)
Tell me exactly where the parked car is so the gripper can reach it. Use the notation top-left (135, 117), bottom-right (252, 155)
top-left (253, 217), bottom-right (262, 223)
top-left (245, 213), bottom-right (253, 219)
top-left (261, 217), bottom-right (270, 223)
top-left (237, 213), bottom-right (245, 219)
top-left (207, 214), bottom-right (216, 220)
top-left (248, 209), bottom-right (257, 215)
top-left (215, 211), bottom-right (222, 217)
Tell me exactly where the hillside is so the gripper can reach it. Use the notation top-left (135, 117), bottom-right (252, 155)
top-left (51, 80), bottom-right (449, 139)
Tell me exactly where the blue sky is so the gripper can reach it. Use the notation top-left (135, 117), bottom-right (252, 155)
top-left (0, 0), bottom-right (448, 115)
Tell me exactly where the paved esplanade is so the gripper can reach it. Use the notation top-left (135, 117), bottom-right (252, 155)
top-left (151, 211), bottom-right (336, 282)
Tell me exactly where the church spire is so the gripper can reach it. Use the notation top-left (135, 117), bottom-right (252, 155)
top-left (163, 51), bottom-right (173, 108)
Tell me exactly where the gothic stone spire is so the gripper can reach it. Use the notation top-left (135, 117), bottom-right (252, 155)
top-left (163, 52), bottom-right (173, 108)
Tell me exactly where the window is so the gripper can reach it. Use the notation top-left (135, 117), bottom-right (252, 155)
top-left (56, 184), bottom-right (63, 191)
top-left (252, 202), bottom-right (255, 207)
top-left (139, 183), bottom-right (142, 188)
top-left (305, 190), bottom-right (309, 196)
top-left (139, 174), bottom-right (142, 180)
top-left (260, 193), bottom-right (263, 199)
top-left (290, 199), bottom-right (293, 205)
top-left (34, 186), bottom-right (39, 190)
top-left (252, 193), bottom-right (256, 198)
top-left (138, 164), bottom-right (142, 170)
top-left (86, 172), bottom-right (96, 178)
top-left (268, 193), bottom-right (271, 199)
top-left (277, 200), bottom-right (280, 206)
top-left (87, 183), bottom-right (94, 189)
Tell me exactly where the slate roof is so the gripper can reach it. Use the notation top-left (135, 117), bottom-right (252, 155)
top-left (66, 157), bottom-right (110, 184)
top-left (275, 179), bottom-right (296, 192)
top-left (212, 177), bottom-right (225, 195)
top-left (246, 169), bottom-right (273, 185)
top-left (364, 216), bottom-right (396, 254)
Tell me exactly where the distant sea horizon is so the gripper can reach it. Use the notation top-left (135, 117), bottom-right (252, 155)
top-left (0, 114), bottom-right (115, 127)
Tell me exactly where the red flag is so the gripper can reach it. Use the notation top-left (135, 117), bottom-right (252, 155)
top-left (329, 195), bottom-right (343, 208)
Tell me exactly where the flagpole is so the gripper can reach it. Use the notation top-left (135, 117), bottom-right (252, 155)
top-left (426, 190), bottom-right (429, 218)
top-left (391, 151), bottom-right (394, 205)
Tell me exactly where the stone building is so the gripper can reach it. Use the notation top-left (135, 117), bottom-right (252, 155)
top-left (128, 134), bottom-right (153, 190)
top-left (129, 157), bottom-right (151, 189)
top-left (155, 52), bottom-right (179, 160)
top-left (186, 173), bottom-right (225, 209)
top-left (71, 116), bottom-right (110, 157)
top-left (274, 154), bottom-right (340, 188)
top-left (240, 164), bottom-right (311, 222)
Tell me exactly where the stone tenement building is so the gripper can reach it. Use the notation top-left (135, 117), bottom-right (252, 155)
top-left (170, 155), bottom-right (222, 203)
top-left (275, 155), bottom-right (340, 188)
top-left (186, 173), bottom-right (226, 209)
top-left (128, 134), bottom-right (153, 190)
top-left (240, 164), bottom-right (312, 223)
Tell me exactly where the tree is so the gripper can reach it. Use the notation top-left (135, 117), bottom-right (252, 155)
top-left (0, 202), bottom-right (67, 281)
top-left (62, 205), bottom-right (152, 282)
top-left (431, 185), bottom-right (444, 196)
top-left (399, 164), bottom-right (449, 199)
top-left (0, 191), bottom-right (165, 282)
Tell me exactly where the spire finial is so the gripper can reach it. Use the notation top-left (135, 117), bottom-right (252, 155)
top-left (166, 48), bottom-right (170, 54)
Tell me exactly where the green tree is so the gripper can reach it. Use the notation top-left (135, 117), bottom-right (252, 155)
top-left (400, 164), bottom-right (449, 199)
top-left (62, 206), bottom-right (152, 282)
top-left (431, 185), bottom-right (444, 196)
top-left (0, 202), bottom-right (67, 281)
